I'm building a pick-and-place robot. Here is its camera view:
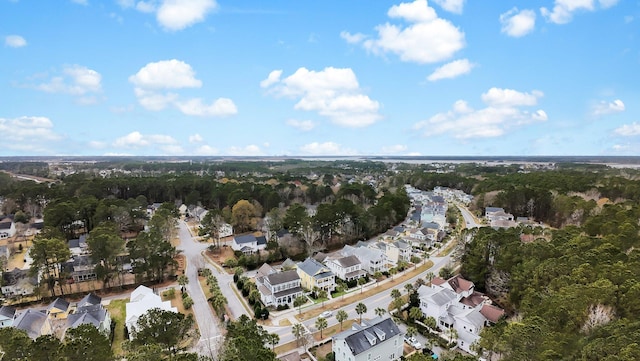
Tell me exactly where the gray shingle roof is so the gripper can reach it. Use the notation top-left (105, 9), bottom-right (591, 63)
top-left (335, 255), bottom-right (360, 268)
top-left (234, 234), bottom-right (259, 244)
top-left (0, 305), bottom-right (16, 319)
top-left (48, 298), bottom-right (70, 312)
top-left (266, 270), bottom-right (300, 285)
top-left (297, 258), bottom-right (327, 277)
top-left (14, 309), bottom-right (47, 339)
top-left (78, 293), bottom-right (102, 308)
top-left (334, 317), bottom-right (402, 355)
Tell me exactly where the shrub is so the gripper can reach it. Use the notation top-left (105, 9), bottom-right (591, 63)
top-left (163, 288), bottom-right (176, 300)
top-left (276, 304), bottom-right (289, 311)
top-left (183, 296), bottom-right (194, 310)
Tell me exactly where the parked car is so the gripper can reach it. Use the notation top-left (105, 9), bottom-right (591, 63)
top-left (319, 310), bottom-right (332, 318)
top-left (404, 336), bottom-right (422, 349)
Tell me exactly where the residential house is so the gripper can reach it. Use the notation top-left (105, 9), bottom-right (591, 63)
top-left (417, 275), bottom-right (505, 354)
top-left (0, 219), bottom-right (16, 239)
top-left (485, 207), bottom-right (516, 228)
top-left (13, 309), bottom-right (52, 339)
top-left (324, 255), bottom-right (366, 282)
top-left (146, 203), bottom-right (163, 217)
top-left (255, 264), bottom-right (303, 308)
top-left (1, 268), bottom-right (37, 298)
top-left (341, 245), bottom-right (387, 275)
top-left (231, 234), bottom-right (267, 255)
top-left (0, 245), bottom-right (10, 263)
top-left (66, 293), bottom-right (111, 337)
top-left (296, 258), bottom-right (336, 292)
top-left (332, 317), bottom-right (404, 361)
top-left (219, 222), bottom-right (233, 238)
top-left (125, 285), bottom-right (177, 339)
top-left (178, 204), bottom-right (188, 216)
top-left (64, 255), bottom-right (97, 283)
top-left (47, 298), bottom-right (71, 320)
top-left (68, 234), bottom-right (88, 256)
top-left (0, 305), bottom-right (16, 327)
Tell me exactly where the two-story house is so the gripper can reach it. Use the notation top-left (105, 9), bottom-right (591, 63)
top-left (332, 317), bottom-right (404, 361)
top-left (418, 275), bottom-right (505, 354)
top-left (125, 285), bottom-right (177, 339)
top-left (1, 268), bottom-right (37, 298)
top-left (342, 245), bottom-right (388, 275)
top-left (324, 255), bottom-right (366, 282)
top-left (296, 258), bottom-right (336, 292)
top-left (255, 264), bottom-right (303, 307)
top-left (65, 293), bottom-right (111, 337)
top-left (13, 309), bottom-right (52, 339)
top-left (231, 234), bottom-right (267, 255)
top-left (0, 219), bottom-right (16, 239)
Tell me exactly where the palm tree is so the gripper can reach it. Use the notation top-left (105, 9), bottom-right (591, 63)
top-left (425, 272), bottom-right (435, 285)
top-left (391, 289), bottom-right (401, 300)
top-left (445, 326), bottom-right (458, 344)
top-left (414, 278), bottom-right (425, 288)
top-left (424, 316), bottom-right (437, 332)
top-left (406, 326), bottom-right (417, 340)
top-left (292, 323), bottom-right (306, 347)
top-left (267, 333), bottom-right (279, 351)
top-left (373, 271), bottom-right (383, 283)
top-left (409, 307), bottom-right (423, 322)
top-left (317, 289), bottom-right (328, 307)
top-left (177, 274), bottom-right (189, 292)
top-left (315, 317), bottom-right (328, 339)
top-left (336, 310), bottom-right (348, 330)
top-left (294, 295), bottom-right (307, 315)
top-left (355, 302), bottom-right (367, 323)
top-left (389, 267), bottom-right (398, 280)
top-left (374, 307), bottom-right (387, 317)
top-left (358, 277), bottom-right (367, 293)
top-left (404, 283), bottom-right (413, 294)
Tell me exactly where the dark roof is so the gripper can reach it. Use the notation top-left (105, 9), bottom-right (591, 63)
top-left (276, 229), bottom-right (290, 238)
top-left (392, 226), bottom-right (405, 233)
top-left (78, 293), bottom-right (102, 308)
top-left (2, 268), bottom-right (30, 286)
top-left (0, 221), bottom-right (12, 230)
top-left (48, 298), bottom-right (70, 312)
top-left (256, 236), bottom-right (267, 245)
top-left (234, 234), bottom-right (259, 244)
top-left (485, 207), bottom-right (504, 213)
top-left (69, 238), bottom-right (80, 248)
top-left (273, 286), bottom-right (304, 299)
top-left (0, 305), bottom-right (16, 318)
top-left (336, 317), bottom-right (402, 355)
top-left (266, 270), bottom-right (300, 285)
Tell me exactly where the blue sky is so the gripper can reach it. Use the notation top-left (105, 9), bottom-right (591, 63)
top-left (1, 0), bottom-right (639, 156)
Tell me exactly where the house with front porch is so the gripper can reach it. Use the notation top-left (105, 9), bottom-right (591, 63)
top-left (255, 264), bottom-right (303, 308)
top-left (296, 258), bottom-right (336, 292)
top-left (342, 245), bottom-right (388, 275)
top-left (231, 234), bottom-right (267, 255)
top-left (324, 255), bottom-right (366, 282)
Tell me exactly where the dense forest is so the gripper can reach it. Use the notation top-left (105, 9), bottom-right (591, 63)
top-left (3, 159), bottom-right (640, 359)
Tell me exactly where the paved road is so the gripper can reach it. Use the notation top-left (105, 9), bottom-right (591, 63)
top-left (457, 205), bottom-right (482, 228)
top-left (265, 246), bottom-right (455, 348)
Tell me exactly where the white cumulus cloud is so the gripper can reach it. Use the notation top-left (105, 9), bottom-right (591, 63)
top-left (0, 116), bottom-right (63, 153)
top-left (260, 70), bottom-right (282, 88)
top-left (5, 35), bottom-right (27, 48)
top-left (157, 0), bottom-right (217, 31)
top-left (345, 0), bottom-right (465, 64)
top-left (500, 8), bottom-right (536, 37)
top-left (227, 145), bottom-right (263, 156)
top-left (481, 87), bottom-right (543, 107)
top-left (340, 31), bottom-right (367, 44)
top-left (592, 99), bottom-right (625, 116)
top-left (119, 0), bottom-right (217, 31)
top-left (413, 87), bottom-right (547, 139)
top-left (614, 122), bottom-right (640, 136)
top-left (189, 133), bottom-right (204, 143)
top-left (113, 131), bottom-right (178, 148)
top-left (130, 59), bottom-right (236, 117)
top-left (286, 119), bottom-right (316, 131)
top-left (129, 59), bottom-right (202, 89)
top-left (300, 142), bottom-right (357, 156)
top-left (31, 65), bottom-right (102, 104)
top-left (541, 0), bottom-right (618, 24)
top-left (432, 0), bottom-right (465, 14)
top-left (263, 67), bottom-right (381, 128)
top-left (427, 58), bottom-right (474, 81)
top-left (194, 145), bottom-right (219, 155)
top-left (175, 98), bottom-right (237, 117)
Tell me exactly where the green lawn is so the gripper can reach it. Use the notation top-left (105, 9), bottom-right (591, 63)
top-left (105, 299), bottom-right (127, 357)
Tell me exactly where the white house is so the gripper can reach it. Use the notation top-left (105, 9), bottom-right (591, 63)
top-left (341, 245), bottom-right (388, 275)
top-left (324, 255), bottom-right (366, 282)
top-left (219, 222), bottom-right (233, 238)
top-left (255, 264), bottom-right (303, 307)
top-left (417, 275), bottom-right (505, 354)
top-left (231, 234), bottom-right (267, 254)
top-left (125, 285), bottom-right (177, 339)
top-left (0, 219), bottom-right (16, 239)
top-left (332, 317), bottom-right (404, 361)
